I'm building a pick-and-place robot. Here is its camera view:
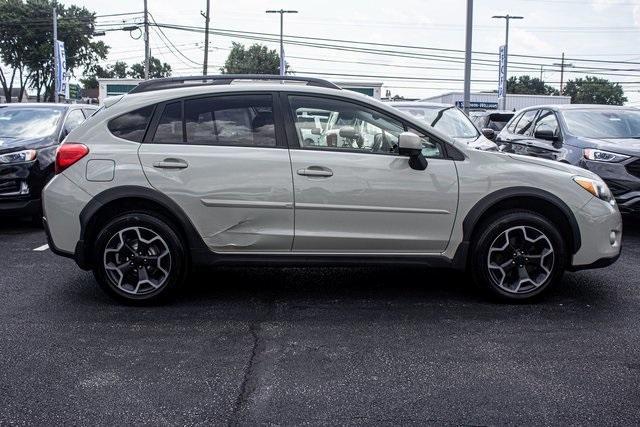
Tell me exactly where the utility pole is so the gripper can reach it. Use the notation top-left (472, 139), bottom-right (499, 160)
top-left (554, 53), bottom-right (573, 95)
top-left (266, 9), bottom-right (298, 76)
top-left (202, 0), bottom-right (211, 76)
top-left (143, 0), bottom-right (150, 80)
top-left (462, 0), bottom-right (473, 115)
top-left (52, 2), bottom-right (58, 103)
top-left (492, 14), bottom-right (523, 110)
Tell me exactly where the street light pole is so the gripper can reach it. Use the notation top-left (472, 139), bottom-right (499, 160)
top-left (492, 14), bottom-right (523, 110)
top-left (266, 9), bottom-right (298, 76)
top-left (463, 0), bottom-right (473, 115)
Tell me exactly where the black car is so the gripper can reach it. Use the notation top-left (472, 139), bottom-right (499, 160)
top-left (497, 104), bottom-right (640, 214)
top-left (0, 103), bottom-right (96, 219)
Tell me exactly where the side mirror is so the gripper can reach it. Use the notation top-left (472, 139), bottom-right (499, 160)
top-left (534, 128), bottom-right (558, 142)
top-left (311, 127), bottom-right (322, 135)
top-left (481, 128), bottom-right (496, 140)
top-left (398, 132), bottom-right (427, 170)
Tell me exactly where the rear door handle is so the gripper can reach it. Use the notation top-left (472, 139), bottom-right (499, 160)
top-left (153, 158), bottom-right (189, 169)
top-left (297, 166), bottom-right (333, 177)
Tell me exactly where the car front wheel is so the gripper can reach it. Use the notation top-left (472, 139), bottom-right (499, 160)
top-left (471, 210), bottom-right (566, 301)
top-left (93, 212), bottom-right (187, 304)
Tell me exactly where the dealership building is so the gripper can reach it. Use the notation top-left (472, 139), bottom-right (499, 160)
top-left (421, 91), bottom-right (571, 111)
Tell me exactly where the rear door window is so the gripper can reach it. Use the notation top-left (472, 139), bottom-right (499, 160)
top-left (108, 105), bottom-right (155, 142)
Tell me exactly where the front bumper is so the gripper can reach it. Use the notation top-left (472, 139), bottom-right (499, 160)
top-left (580, 158), bottom-right (640, 213)
top-left (0, 159), bottom-right (49, 216)
top-left (571, 196), bottom-right (622, 269)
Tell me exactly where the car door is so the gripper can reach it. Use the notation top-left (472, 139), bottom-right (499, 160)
top-left (523, 109), bottom-right (565, 160)
top-left (283, 93), bottom-right (459, 253)
top-left (138, 92), bottom-right (294, 252)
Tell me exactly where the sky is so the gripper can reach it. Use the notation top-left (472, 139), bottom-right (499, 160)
top-left (71, 0), bottom-right (640, 104)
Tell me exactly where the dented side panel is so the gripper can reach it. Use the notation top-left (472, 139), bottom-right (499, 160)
top-left (138, 144), bottom-right (294, 252)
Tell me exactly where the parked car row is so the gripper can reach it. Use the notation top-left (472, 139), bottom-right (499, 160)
top-left (28, 75), bottom-right (620, 304)
top-left (0, 78), bottom-right (627, 304)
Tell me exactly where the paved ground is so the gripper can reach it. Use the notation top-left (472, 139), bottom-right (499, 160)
top-left (0, 217), bottom-right (639, 425)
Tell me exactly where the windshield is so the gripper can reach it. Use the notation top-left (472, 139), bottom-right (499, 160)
top-left (0, 107), bottom-right (62, 139)
top-left (563, 109), bottom-right (640, 139)
top-left (396, 106), bottom-right (479, 138)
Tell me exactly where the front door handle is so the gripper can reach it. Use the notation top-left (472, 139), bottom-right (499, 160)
top-left (153, 158), bottom-right (189, 169)
top-left (297, 166), bottom-right (333, 177)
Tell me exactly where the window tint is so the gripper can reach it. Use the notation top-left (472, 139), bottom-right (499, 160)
top-left (514, 110), bottom-right (538, 135)
top-left (153, 101), bottom-right (183, 143)
top-left (184, 94), bottom-right (275, 146)
top-left (534, 110), bottom-right (560, 137)
top-left (506, 112), bottom-right (523, 133)
top-left (108, 105), bottom-right (154, 142)
top-left (289, 95), bottom-right (404, 154)
top-left (64, 109), bottom-right (85, 133)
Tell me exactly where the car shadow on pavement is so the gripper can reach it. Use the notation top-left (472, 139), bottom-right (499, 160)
top-left (0, 216), bottom-right (42, 234)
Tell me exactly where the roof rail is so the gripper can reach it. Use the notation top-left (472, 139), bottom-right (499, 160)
top-left (128, 74), bottom-right (341, 94)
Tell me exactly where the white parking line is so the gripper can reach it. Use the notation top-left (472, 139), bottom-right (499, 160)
top-left (33, 244), bottom-right (49, 252)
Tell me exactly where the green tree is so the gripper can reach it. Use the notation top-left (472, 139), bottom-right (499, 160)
top-left (563, 76), bottom-right (627, 105)
top-left (221, 42), bottom-right (283, 74)
top-left (14, 0), bottom-right (109, 100)
top-left (0, 0), bottom-right (109, 102)
top-left (507, 75), bottom-right (559, 96)
top-left (80, 61), bottom-right (128, 89)
top-left (129, 56), bottom-right (172, 79)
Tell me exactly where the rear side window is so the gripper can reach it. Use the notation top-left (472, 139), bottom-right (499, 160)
top-left (153, 101), bottom-right (183, 143)
top-left (107, 105), bottom-right (154, 142)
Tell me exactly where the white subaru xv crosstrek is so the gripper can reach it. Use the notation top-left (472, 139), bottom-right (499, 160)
top-left (42, 75), bottom-right (622, 303)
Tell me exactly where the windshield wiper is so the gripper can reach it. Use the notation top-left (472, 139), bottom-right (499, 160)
top-left (430, 107), bottom-right (455, 127)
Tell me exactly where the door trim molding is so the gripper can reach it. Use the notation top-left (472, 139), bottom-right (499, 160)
top-left (200, 198), bottom-right (294, 209)
top-left (295, 202), bottom-right (450, 214)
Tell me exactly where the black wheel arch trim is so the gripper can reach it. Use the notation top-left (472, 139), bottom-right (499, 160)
top-left (461, 186), bottom-right (582, 254)
top-left (77, 185), bottom-right (208, 269)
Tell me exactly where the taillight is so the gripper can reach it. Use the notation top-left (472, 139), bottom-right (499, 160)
top-left (55, 143), bottom-right (89, 174)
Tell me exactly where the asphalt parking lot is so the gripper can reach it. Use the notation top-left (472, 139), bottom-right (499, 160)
top-left (1, 217), bottom-right (639, 425)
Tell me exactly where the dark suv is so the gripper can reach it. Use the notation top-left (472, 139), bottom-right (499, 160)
top-left (497, 104), bottom-right (640, 214)
top-left (0, 103), bottom-right (96, 219)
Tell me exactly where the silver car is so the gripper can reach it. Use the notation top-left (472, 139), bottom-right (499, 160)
top-left (389, 101), bottom-right (498, 151)
top-left (42, 75), bottom-right (622, 303)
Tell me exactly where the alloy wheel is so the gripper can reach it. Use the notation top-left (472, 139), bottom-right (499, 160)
top-left (486, 225), bottom-right (555, 294)
top-left (103, 226), bottom-right (171, 295)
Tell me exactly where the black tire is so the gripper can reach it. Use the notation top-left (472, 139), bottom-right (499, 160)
top-left (93, 212), bottom-right (188, 304)
top-left (471, 209), bottom-right (566, 302)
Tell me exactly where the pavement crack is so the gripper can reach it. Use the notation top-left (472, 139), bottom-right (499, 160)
top-left (228, 298), bottom-right (274, 426)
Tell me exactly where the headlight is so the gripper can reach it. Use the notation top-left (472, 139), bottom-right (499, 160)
top-left (573, 176), bottom-right (615, 205)
top-left (0, 149), bottom-right (37, 164)
top-left (583, 148), bottom-right (629, 163)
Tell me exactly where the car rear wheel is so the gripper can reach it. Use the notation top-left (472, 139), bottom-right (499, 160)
top-left (93, 212), bottom-right (187, 304)
top-left (471, 210), bottom-right (566, 301)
